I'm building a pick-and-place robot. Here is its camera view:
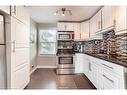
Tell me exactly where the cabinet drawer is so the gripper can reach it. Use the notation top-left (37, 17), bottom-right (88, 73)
top-left (102, 69), bottom-right (120, 89)
top-left (101, 60), bottom-right (124, 76)
top-left (13, 64), bottom-right (30, 89)
top-left (15, 48), bottom-right (29, 68)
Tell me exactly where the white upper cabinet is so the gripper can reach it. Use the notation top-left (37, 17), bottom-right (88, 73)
top-left (94, 10), bottom-right (102, 32)
top-left (0, 6), bottom-right (10, 14)
top-left (90, 10), bottom-right (102, 38)
top-left (11, 6), bottom-right (30, 26)
top-left (10, 17), bottom-right (30, 47)
top-left (102, 6), bottom-right (116, 30)
top-left (114, 6), bottom-right (127, 32)
top-left (90, 15), bottom-right (96, 39)
top-left (57, 22), bottom-right (74, 31)
top-left (80, 20), bottom-right (90, 40)
top-left (73, 23), bottom-right (80, 40)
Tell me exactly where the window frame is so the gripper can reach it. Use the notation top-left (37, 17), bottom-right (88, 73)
top-left (38, 29), bottom-right (57, 56)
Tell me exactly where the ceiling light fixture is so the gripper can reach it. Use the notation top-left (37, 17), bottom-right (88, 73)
top-left (54, 8), bottom-right (72, 17)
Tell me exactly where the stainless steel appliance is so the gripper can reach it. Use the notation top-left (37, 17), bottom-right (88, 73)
top-left (56, 31), bottom-right (74, 74)
top-left (0, 14), bottom-right (6, 89)
top-left (57, 31), bottom-right (74, 40)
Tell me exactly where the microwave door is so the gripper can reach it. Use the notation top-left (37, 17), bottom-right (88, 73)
top-left (0, 15), bottom-right (4, 45)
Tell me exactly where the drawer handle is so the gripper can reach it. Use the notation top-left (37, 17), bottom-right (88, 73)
top-left (13, 40), bottom-right (15, 52)
top-left (103, 74), bottom-right (114, 83)
top-left (102, 64), bottom-right (113, 69)
top-left (89, 62), bottom-right (91, 71)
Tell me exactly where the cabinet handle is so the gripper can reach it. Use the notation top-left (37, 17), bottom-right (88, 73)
top-left (65, 25), bottom-right (67, 30)
top-left (102, 64), bottom-right (114, 69)
top-left (13, 40), bottom-right (15, 52)
top-left (11, 6), bottom-right (16, 15)
top-left (103, 74), bottom-right (114, 83)
top-left (113, 19), bottom-right (116, 26)
top-left (89, 62), bottom-right (91, 71)
top-left (98, 21), bottom-right (101, 29)
top-left (14, 6), bottom-right (16, 15)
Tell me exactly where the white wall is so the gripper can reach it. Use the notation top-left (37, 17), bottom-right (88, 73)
top-left (37, 23), bottom-right (58, 68)
top-left (30, 18), bottom-right (37, 71)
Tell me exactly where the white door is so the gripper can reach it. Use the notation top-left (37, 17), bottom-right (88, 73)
top-left (7, 17), bottom-right (30, 89)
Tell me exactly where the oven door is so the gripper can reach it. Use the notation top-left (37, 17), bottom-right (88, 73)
top-left (58, 56), bottom-right (74, 69)
top-left (59, 56), bottom-right (73, 64)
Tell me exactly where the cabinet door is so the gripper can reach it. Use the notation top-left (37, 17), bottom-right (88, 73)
top-left (14, 48), bottom-right (29, 68)
top-left (11, 6), bottom-right (30, 26)
top-left (0, 6), bottom-right (10, 14)
top-left (91, 63), bottom-right (99, 88)
top-left (12, 64), bottom-right (30, 89)
top-left (90, 10), bottom-right (101, 38)
top-left (102, 6), bottom-right (115, 29)
top-left (7, 17), bottom-right (30, 89)
top-left (87, 58), bottom-right (92, 81)
top-left (115, 6), bottom-right (127, 32)
top-left (12, 17), bottom-right (29, 47)
top-left (73, 23), bottom-right (80, 40)
top-left (57, 23), bottom-right (66, 31)
top-left (66, 23), bottom-right (74, 31)
top-left (95, 10), bottom-right (102, 32)
top-left (80, 21), bottom-right (90, 40)
top-left (83, 54), bottom-right (89, 76)
top-left (75, 53), bottom-right (84, 73)
top-left (90, 16), bottom-right (96, 39)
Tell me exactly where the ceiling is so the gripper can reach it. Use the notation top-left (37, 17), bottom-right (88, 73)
top-left (26, 6), bottom-right (101, 24)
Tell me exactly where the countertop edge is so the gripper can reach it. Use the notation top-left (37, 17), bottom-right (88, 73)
top-left (75, 52), bottom-right (127, 68)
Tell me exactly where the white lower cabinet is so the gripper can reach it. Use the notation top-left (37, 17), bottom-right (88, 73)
top-left (75, 53), bottom-right (85, 73)
top-left (82, 54), bottom-right (126, 89)
top-left (91, 62), bottom-right (101, 89)
top-left (102, 68), bottom-right (120, 89)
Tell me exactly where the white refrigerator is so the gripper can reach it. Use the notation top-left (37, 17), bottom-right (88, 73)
top-left (0, 14), bottom-right (6, 89)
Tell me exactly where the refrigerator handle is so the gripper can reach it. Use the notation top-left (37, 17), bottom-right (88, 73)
top-left (13, 40), bottom-right (15, 52)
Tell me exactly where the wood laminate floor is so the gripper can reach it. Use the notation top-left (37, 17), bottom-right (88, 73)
top-left (25, 68), bottom-right (96, 89)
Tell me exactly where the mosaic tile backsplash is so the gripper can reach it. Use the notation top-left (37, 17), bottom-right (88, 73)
top-left (102, 30), bottom-right (116, 55)
top-left (84, 40), bottom-right (102, 54)
top-left (74, 30), bottom-right (127, 60)
top-left (115, 33), bottom-right (127, 60)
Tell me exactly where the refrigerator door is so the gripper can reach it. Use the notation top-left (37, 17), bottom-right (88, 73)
top-left (0, 45), bottom-right (6, 89)
top-left (0, 15), bottom-right (4, 44)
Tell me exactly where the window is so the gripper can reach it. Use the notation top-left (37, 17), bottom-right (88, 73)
top-left (39, 30), bottom-right (57, 55)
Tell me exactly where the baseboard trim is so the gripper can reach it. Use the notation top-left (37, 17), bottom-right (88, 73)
top-left (30, 66), bottom-right (57, 75)
top-left (30, 66), bottom-right (37, 75)
top-left (37, 66), bottom-right (57, 69)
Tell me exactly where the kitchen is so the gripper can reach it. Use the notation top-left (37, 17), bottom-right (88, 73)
top-left (0, 6), bottom-right (127, 90)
